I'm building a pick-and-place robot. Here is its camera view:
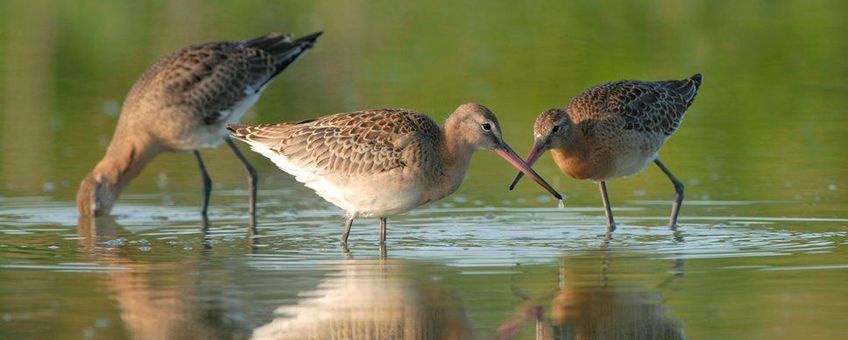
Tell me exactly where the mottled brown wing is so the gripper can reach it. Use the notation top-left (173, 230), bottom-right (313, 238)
top-left (129, 32), bottom-right (320, 125)
top-left (230, 109), bottom-right (442, 176)
top-left (574, 74), bottom-right (702, 136)
top-left (153, 42), bottom-right (274, 124)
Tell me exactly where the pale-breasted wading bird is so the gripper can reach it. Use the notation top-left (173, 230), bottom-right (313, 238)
top-left (228, 103), bottom-right (562, 245)
top-left (510, 74), bottom-right (703, 231)
top-left (76, 31), bottom-right (322, 227)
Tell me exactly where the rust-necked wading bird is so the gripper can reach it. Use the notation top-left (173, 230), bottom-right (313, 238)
top-left (510, 74), bottom-right (703, 231)
top-left (76, 31), bottom-right (322, 226)
top-left (228, 103), bottom-right (562, 244)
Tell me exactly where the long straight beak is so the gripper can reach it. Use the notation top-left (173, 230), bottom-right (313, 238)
top-left (509, 139), bottom-right (546, 190)
top-left (494, 141), bottom-right (561, 200)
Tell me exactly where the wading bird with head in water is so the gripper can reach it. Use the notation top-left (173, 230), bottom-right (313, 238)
top-left (510, 74), bottom-right (703, 231)
top-left (229, 103), bottom-right (562, 245)
top-left (76, 31), bottom-right (322, 227)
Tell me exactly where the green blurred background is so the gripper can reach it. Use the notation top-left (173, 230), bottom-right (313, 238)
top-left (1, 2), bottom-right (847, 339)
top-left (1, 0), bottom-right (846, 212)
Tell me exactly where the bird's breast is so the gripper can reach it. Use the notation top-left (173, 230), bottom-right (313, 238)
top-left (551, 148), bottom-right (597, 180)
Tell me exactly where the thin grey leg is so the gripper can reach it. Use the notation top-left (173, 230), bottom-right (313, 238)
top-left (654, 158), bottom-right (684, 230)
top-left (599, 181), bottom-right (616, 232)
top-left (341, 242), bottom-right (353, 260)
top-left (379, 243), bottom-right (387, 259)
top-left (341, 217), bottom-right (354, 244)
top-left (225, 137), bottom-right (258, 227)
top-left (379, 217), bottom-right (387, 245)
top-left (194, 151), bottom-right (212, 226)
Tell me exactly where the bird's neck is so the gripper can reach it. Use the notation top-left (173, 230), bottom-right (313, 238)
top-left (438, 121), bottom-right (475, 194)
top-left (561, 126), bottom-right (586, 155)
top-left (77, 129), bottom-right (162, 216)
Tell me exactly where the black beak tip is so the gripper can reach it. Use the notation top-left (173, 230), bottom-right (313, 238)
top-left (554, 193), bottom-right (563, 200)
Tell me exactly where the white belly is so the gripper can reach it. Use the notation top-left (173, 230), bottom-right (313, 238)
top-left (608, 133), bottom-right (669, 179)
top-left (610, 151), bottom-right (658, 178)
top-left (248, 143), bottom-right (427, 217)
top-left (180, 92), bottom-right (262, 150)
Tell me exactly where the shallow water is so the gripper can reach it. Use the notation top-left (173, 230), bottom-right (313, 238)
top-left (2, 194), bottom-right (847, 339)
top-left (1, 1), bottom-right (847, 339)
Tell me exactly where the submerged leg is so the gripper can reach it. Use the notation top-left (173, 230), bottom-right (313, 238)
top-left (599, 181), bottom-right (616, 232)
top-left (225, 137), bottom-right (258, 227)
top-left (340, 217), bottom-right (354, 244)
top-left (194, 151), bottom-right (212, 226)
top-left (654, 158), bottom-right (684, 230)
top-left (379, 217), bottom-right (387, 245)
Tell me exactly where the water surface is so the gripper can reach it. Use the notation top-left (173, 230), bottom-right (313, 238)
top-left (1, 1), bottom-right (847, 339)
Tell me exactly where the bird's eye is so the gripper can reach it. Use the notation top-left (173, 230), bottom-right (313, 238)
top-left (482, 123), bottom-right (492, 131)
top-left (552, 126), bottom-right (560, 133)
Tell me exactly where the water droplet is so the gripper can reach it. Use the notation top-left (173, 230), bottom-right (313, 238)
top-left (557, 199), bottom-right (565, 209)
top-left (828, 184), bottom-right (837, 191)
top-left (138, 246), bottom-right (152, 252)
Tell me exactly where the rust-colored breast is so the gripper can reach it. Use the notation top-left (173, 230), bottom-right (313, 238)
top-left (551, 148), bottom-right (595, 180)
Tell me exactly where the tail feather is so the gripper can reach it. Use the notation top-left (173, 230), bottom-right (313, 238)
top-left (689, 73), bottom-right (703, 88)
top-left (227, 124), bottom-right (251, 141)
top-left (256, 31), bottom-right (321, 57)
top-left (660, 73), bottom-right (702, 107)
top-left (294, 31), bottom-right (323, 46)
top-left (242, 31), bottom-right (323, 87)
top-left (681, 73), bottom-right (703, 107)
top-left (228, 123), bottom-right (292, 149)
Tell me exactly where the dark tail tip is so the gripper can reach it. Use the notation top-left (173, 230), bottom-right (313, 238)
top-left (295, 31), bottom-right (323, 45)
top-left (226, 124), bottom-right (248, 138)
top-left (251, 31), bottom-right (322, 88)
top-left (690, 73), bottom-right (703, 87)
top-left (294, 31), bottom-right (323, 50)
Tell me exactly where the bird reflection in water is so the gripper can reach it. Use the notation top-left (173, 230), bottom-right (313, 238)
top-left (76, 217), bottom-right (254, 339)
top-left (499, 234), bottom-right (685, 340)
top-left (253, 259), bottom-right (473, 340)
